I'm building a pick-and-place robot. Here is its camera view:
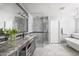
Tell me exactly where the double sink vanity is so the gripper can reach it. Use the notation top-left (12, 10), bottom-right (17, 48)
top-left (0, 33), bottom-right (36, 56)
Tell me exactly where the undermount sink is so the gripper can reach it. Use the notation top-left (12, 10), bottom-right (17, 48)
top-left (24, 34), bottom-right (33, 39)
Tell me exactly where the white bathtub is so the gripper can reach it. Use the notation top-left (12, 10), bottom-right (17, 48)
top-left (65, 38), bottom-right (79, 51)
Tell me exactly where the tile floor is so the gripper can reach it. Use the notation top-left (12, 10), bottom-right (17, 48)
top-left (33, 44), bottom-right (79, 56)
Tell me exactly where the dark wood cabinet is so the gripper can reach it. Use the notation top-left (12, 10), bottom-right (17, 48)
top-left (19, 38), bottom-right (36, 56)
top-left (26, 39), bottom-right (36, 56)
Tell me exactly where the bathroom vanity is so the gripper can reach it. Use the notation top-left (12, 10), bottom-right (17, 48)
top-left (0, 34), bottom-right (36, 56)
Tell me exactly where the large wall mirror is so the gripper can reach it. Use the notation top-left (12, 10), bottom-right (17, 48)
top-left (0, 3), bottom-right (28, 32)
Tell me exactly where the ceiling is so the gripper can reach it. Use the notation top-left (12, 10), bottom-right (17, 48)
top-left (21, 3), bottom-right (79, 17)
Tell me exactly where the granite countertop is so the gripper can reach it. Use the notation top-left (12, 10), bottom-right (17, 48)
top-left (0, 34), bottom-right (36, 56)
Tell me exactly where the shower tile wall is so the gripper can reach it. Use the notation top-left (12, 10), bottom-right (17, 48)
top-left (33, 16), bottom-right (48, 47)
top-left (33, 17), bottom-right (43, 32)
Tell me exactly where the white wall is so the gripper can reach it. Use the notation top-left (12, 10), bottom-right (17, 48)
top-left (58, 5), bottom-right (76, 35)
top-left (60, 16), bottom-right (75, 34)
top-left (49, 18), bottom-right (59, 43)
